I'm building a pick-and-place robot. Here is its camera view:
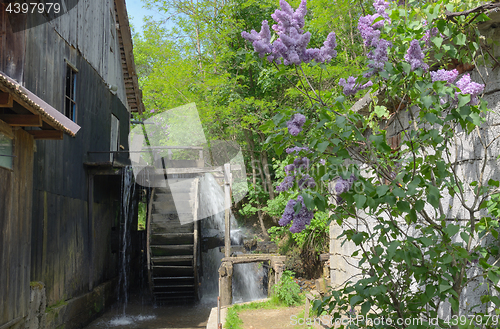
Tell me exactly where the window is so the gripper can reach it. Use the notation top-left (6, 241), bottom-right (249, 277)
top-left (110, 115), bottom-right (119, 162)
top-left (64, 64), bottom-right (77, 121)
top-left (0, 133), bottom-right (13, 170)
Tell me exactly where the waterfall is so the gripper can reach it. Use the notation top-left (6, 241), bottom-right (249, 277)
top-left (118, 166), bottom-right (136, 315)
top-left (198, 173), bottom-right (266, 303)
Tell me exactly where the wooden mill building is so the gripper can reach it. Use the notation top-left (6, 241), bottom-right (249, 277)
top-left (0, 1), bottom-right (144, 328)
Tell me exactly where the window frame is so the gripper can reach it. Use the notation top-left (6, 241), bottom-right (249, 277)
top-left (0, 132), bottom-right (14, 170)
top-left (64, 60), bottom-right (78, 122)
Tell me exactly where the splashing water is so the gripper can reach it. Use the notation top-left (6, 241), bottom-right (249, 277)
top-left (198, 173), bottom-right (266, 303)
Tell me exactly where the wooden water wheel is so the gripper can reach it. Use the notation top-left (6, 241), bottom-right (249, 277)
top-left (146, 175), bottom-right (200, 302)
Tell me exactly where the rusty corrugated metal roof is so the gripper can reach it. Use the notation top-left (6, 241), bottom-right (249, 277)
top-left (0, 71), bottom-right (81, 137)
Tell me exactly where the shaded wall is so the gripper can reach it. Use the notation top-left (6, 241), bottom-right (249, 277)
top-left (0, 129), bottom-right (34, 326)
top-left (24, 15), bottom-right (131, 306)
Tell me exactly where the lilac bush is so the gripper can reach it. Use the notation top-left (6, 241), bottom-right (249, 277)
top-left (279, 195), bottom-right (314, 233)
top-left (430, 68), bottom-right (459, 83)
top-left (339, 76), bottom-right (373, 96)
top-left (404, 39), bottom-right (428, 71)
top-left (456, 73), bottom-right (484, 105)
top-left (246, 0), bottom-right (500, 325)
top-left (286, 113), bottom-right (306, 136)
top-left (241, 0), bottom-right (337, 65)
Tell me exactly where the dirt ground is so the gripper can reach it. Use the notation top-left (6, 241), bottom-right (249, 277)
top-left (238, 306), bottom-right (327, 329)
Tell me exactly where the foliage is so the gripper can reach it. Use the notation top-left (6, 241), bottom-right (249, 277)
top-left (272, 270), bottom-right (303, 306)
top-left (224, 307), bottom-right (244, 329)
top-left (138, 201), bottom-right (146, 231)
top-left (241, 0), bottom-right (500, 327)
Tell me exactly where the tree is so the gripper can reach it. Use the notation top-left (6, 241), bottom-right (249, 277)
top-left (247, 0), bottom-right (500, 327)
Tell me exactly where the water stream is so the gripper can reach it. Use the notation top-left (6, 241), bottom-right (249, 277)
top-left (198, 173), bottom-right (266, 303)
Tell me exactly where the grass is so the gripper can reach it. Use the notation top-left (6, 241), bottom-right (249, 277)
top-left (224, 295), bottom-right (309, 329)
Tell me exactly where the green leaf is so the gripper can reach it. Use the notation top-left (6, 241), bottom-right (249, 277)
top-left (393, 186), bottom-right (405, 198)
top-left (259, 120), bottom-right (274, 132)
top-left (272, 113), bottom-right (284, 126)
top-left (376, 185), bottom-right (390, 197)
top-left (450, 297), bottom-right (459, 313)
top-left (458, 94), bottom-right (471, 108)
top-left (373, 105), bottom-right (389, 118)
top-left (350, 295), bottom-right (364, 306)
top-left (489, 179), bottom-right (500, 188)
top-left (444, 224), bottom-right (460, 237)
top-left (402, 62), bottom-right (411, 75)
top-left (427, 185), bottom-right (441, 208)
top-left (432, 36), bottom-right (443, 48)
top-left (421, 95), bottom-right (433, 109)
top-left (455, 33), bottom-right (466, 46)
top-left (460, 231), bottom-right (470, 243)
top-left (354, 194), bottom-right (366, 209)
top-left (317, 141), bottom-right (330, 153)
top-left (439, 283), bottom-right (452, 293)
top-left (361, 301), bottom-right (371, 315)
top-left (414, 199), bottom-right (425, 212)
top-left (396, 201), bottom-right (411, 213)
top-left (352, 233), bottom-right (364, 245)
top-left (488, 270), bottom-right (500, 284)
top-left (301, 192), bottom-right (315, 210)
top-left (420, 236), bottom-right (434, 247)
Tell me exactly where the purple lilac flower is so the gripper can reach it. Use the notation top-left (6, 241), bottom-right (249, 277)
top-left (241, 20), bottom-right (272, 59)
top-left (365, 39), bottom-right (391, 77)
top-left (357, 0), bottom-right (390, 47)
top-left (280, 195), bottom-right (314, 233)
top-left (277, 156), bottom-right (315, 193)
top-left (298, 174), bottom-right (316, 189)
top-left (276, 175), bottom-right (295, 192)
top-left (286, 146), bottom-right (310, 154)
top-left (335, 174), bottom-right (357, 203)
top-left (455, 74), bottom-right (484, 106)
top-left (287, 113), bottom-right (306, 136)
top-left (284, 164), bottom-right (296, 174)
top-left (279, 198), bottom-right (297, 226)
top-left (422, 27), bottom-right (439, 47)
top-left (430, 69), bottom-right (459, 84)
top-left (339, 76), bottom-right (374, 96)
top-left (293, 157), bottom-right (310, 171)
top-left (404, 39), bottom-right (428, 71)
top-left (319, 159), bottom-right (326, 165)
top-left (242, 0), bottom-right (337, 65)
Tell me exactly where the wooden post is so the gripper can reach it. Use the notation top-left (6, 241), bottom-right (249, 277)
top-left (224, 163), bottom-right (231, 258)
top-left (219, 261), bottom-right (233, 306)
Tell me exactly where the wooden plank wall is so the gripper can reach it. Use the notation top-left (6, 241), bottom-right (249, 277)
top-left (0, 129), bottom-right (34, 326)
top-left (0, 4), bottom-right (27, 83)
top-left (23, 12), bottom-right (131, 306)
top-left (50, 0), bottom-right (128, 109)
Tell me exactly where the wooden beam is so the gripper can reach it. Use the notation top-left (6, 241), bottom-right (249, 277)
top-left (27, 130), bottom-right (63, 140)
top-left (0, 119), bottom-right (14, 139)
top-left (224, 163), bottom-right (231, 258)
top-left (0, 91), bottom-right (13, 107)
top-left (0, 114), bottom-right (42, 127)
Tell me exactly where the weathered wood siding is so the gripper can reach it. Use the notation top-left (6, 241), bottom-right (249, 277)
top-left (0, 129), bottom-right (34, 327)
top-left (49, 0), bottom-right (128, 108)
top-left (23, 14), bottom-right (131, 305)
top-left (0, 4), bottom-right (26, 82)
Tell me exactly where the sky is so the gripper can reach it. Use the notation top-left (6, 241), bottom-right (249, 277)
top-left (124, 0), bottom-right (167, 34)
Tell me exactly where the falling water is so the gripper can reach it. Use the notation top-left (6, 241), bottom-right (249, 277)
top-left (198, 173), bottom-right (266, 303)
top-left (118, 166), bottom-right (136, 315)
